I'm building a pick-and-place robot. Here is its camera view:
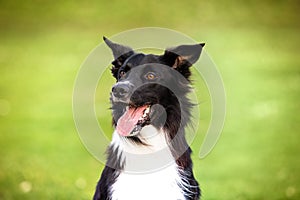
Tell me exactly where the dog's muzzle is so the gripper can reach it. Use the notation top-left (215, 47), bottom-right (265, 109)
top-left (112, 82), bottom-right (133, 103)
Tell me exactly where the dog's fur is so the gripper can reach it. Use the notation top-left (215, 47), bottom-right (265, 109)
top-left (93, 37), bottom-right (204, 200)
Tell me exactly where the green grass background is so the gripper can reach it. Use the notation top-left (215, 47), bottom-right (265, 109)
top-left (0, 0), bottom-right (299, 199)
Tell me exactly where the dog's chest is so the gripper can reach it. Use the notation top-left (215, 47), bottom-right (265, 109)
top-left (110, 164), bottom-right (185, 200)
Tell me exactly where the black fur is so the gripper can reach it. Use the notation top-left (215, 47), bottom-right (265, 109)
top-left (93, 37), bottom-right (204, 200)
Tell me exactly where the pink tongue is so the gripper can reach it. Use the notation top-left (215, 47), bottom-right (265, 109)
top-left (116, 105), bottom-right (148, 136)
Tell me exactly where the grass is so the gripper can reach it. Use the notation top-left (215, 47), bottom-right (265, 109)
top-left (0, 1), bottom-right (299, 199)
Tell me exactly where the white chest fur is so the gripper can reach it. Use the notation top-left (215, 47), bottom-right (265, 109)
top-left (110, 164), bottom-right (185, 200)
top-left (110, 126), bottom-right (186, 200)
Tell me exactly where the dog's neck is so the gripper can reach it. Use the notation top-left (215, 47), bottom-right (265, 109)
top-left (110, 125), bottom-right (175, 173)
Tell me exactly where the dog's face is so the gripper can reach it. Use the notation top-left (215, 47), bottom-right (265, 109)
top-left (104, 37), bottom-right (204, 138)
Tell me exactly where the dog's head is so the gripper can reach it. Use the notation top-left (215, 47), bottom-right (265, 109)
top-left (104, 37), bottom-right (204, 138)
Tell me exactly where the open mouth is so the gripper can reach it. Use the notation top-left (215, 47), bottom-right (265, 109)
top-left (116, 104), bottom-right (151, 137)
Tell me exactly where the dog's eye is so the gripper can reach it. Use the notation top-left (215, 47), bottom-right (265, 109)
top-left (145, 72), bottom-right (156, 80)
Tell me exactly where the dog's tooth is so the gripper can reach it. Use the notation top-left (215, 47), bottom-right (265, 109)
top-left (145, 107), bottom-right (150, 114)
top-left (142, 109), bottom-right (148, 118)
top-left (141, 107), bottom-right (149, 118)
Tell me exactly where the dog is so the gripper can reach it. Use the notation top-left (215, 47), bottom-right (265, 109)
top-left (93, 37), bottom-right (205, 200)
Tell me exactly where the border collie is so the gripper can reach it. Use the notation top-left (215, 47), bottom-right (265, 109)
top-left (93, 37), bottom-right (205, 200)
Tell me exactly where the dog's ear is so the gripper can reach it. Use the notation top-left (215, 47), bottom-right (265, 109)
top-left (103, 36), bottom-right (135, 79)
top-left (103, 36), bottom-right (134, 60)
top-left (160, 43), bottom-right (205, 78)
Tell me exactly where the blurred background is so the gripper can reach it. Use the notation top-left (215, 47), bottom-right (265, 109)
top-left (0, 0), bottom-right (299, 199)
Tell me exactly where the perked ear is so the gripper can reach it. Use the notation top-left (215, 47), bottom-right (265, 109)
top-left (103, 36), bottom-right (134, 60)
top-left (162, 43), bottom-right (205, 68)
top-left (103, 36), bottom-right (135, 79)
top-left (160, 43), bottom-right (205, 79)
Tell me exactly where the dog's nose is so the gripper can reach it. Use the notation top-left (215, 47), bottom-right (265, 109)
top-left (112, 83), bottom-right (130, 99)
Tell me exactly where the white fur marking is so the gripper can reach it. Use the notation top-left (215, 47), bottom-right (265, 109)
top-left (110, 126), bottom-right (188, 199)
top-left (111, 163), bottom-right (185, 200)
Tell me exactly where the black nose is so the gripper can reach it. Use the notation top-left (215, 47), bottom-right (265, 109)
top-left (112, 83), bottom-right (130, 99)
